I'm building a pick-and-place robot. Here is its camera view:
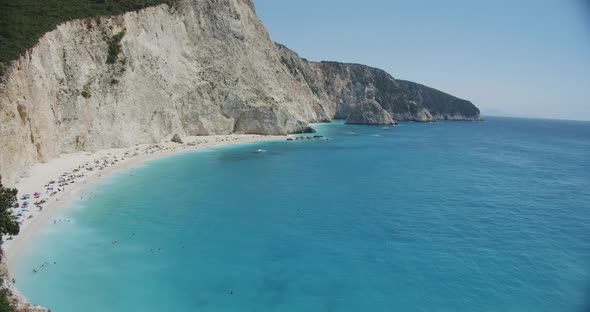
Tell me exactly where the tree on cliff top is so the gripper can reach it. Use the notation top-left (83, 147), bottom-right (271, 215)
top-left (0, 176), bottom-right (19, 241)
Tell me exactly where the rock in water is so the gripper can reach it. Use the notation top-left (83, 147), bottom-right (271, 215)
top-left (171, 134), bottom-right (183, 144)
top-left (346, 100), bottom-right (397, 125)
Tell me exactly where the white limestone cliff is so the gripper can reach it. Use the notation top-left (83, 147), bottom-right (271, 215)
top-left (0, 0), bottom-right (481, 186)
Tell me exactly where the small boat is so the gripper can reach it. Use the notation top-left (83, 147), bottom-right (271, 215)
top-left (255, 149), bottom-right (266, 153)
top-left (382, 126), bottom-right (389, 130)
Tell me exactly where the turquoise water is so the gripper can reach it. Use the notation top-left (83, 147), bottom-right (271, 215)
top-left (12, 117), bottom-right (590, 311)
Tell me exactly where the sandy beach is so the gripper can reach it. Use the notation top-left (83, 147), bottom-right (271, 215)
top-left (3, 134), bottom-right (284, 262)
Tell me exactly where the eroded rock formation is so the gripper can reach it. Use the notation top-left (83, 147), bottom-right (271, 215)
top-left (346, 100), bottom-right (397, 125)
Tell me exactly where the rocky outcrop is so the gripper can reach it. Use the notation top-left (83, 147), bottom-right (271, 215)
top-left (346, 100), bottom-right (396, 125)
top-left (170, 134), bottom-right (183, 143)
top-left (233, 106), bottom-right (311, 135)
top-left (0, 0), bottom-right (481, 185)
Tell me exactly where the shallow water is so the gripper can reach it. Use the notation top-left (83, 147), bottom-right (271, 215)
top-left (12, 117), bottom-right (590, 311)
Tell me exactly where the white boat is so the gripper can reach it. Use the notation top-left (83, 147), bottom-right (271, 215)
top-left (382, 126), bottom-right (389, 130)
top-left (255, 149), bottom-right (266, 153)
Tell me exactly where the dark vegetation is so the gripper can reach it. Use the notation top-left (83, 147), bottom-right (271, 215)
top-left (104, 30), bottom-right (125, 64)
top-left (0, 177), bottom-right (19, 240)
top-left (0, 0), bottom-right (177, 76)
top-left (0, 176), bottom-right (19, 312)
top-left (81, 83), bottom-right (92, 98)
top-left (0, 285), bottom-right (15, 312)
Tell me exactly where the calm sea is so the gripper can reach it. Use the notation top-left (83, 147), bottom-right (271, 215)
top-left (12, 117), bottom-right (590, 311)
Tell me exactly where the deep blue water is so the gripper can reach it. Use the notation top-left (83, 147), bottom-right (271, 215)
top-left (12, 117), bottom-right (590, 311)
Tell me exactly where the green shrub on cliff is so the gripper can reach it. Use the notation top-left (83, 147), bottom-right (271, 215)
top-left (105, 30), bottom-right (126, 64)
top-left (0, 176), bottom-right (19, 240)
top-left (0, 0), bottom-right (178, 73)
top-left (0, 176), bottom-right (18, 312)
top-left (0, 283), bottom-right (15, 312)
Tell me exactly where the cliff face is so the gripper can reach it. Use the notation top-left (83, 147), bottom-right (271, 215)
top-left (303, 60), bottom-right (481, 123)
top-left (345, 99), bottom-right (397, 125)
top-left (273, 45), bottom-right (481, 124)
top-left (0, 0), bottom-right (481, 185)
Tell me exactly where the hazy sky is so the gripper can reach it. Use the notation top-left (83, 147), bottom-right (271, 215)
top-left (255, 0), bottom-right (590, 121)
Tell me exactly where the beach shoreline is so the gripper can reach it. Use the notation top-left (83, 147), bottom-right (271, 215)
top-left (3, 134), bottom-right (284, 264)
